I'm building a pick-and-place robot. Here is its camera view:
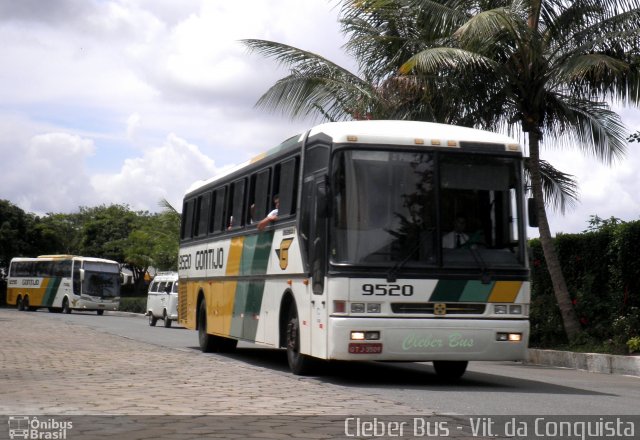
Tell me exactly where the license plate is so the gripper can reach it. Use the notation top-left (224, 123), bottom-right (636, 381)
top-left (349, 343), bottom-right (383, 354)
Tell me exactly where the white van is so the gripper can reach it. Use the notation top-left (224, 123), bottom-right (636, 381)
top-left (146, 272), bottom-right (179, 328)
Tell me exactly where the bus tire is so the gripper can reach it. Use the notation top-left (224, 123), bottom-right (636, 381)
top-left (433, 361), bottom-right (468, 380)
top-left (149, 314), bottom-right (157, 326)
top-left (17, 296), bottom-right (24, 311)
top-left (198, 300), bottom-right (217, 353)
top-left (286, 306), bottom-right (316, 375)
top-left (97, 309), bottom-right (104, 316)
top-left (197, 300), bottom-right (237, 353)
top-left (62, 298), bottom-right (72, 314)
top-left (163, 312), bottom-right (172, 328)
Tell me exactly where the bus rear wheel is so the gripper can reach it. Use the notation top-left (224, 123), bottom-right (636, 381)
top-left (148, 314), bottom-right (157, 326)
top-left (163, 312), bottom-right (172, 328)
top-left (432, 361), bottom-right (468, 380)
top-left (286, 306), bottom-right (317, 375)
top-left (17, 296), bottom-right (25, 311)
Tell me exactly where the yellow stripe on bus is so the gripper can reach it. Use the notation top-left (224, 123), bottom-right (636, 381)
top-left (226, 237), bottom-right (245, 276)
top-left (488, 281), bottom-right (522, 303)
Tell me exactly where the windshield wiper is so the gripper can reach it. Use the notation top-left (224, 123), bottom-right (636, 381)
top-left (387, 232), bottom-right (432, 282)
top-left (467, 245), bottom-right (492, 284)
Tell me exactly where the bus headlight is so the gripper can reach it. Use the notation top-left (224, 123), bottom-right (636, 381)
top-left (351, 331), bottom-right (380, 340)
top-left (366, 303), bottom-right (381, 313)
top-left (494, 305), bottom-right (507, 314)
top-left (496, 332), bottom-right (522, 342)
top-left (509, 305), bottom-right (523, 315)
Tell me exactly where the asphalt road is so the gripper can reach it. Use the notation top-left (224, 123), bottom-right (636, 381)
top-left (38, 309), bottom-right (640, 416)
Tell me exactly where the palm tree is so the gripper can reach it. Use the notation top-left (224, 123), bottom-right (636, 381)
top-left (242, 37), bottom-right (578, 210)
top-left (398, 0), bottom-right (639, 339)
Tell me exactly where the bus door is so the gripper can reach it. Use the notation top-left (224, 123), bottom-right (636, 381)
top-left (309, 173), bottom-right (328, 358)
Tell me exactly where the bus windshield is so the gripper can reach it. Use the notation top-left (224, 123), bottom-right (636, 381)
top-left (82, 262), bottom-right (120, 298)
top-left (83, 271), bottom-right (120, 298)
top-left (331, 149), bottom-right (524, 269)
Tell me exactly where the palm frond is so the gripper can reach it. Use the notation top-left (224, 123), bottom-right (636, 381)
top-left (524, 159), bottom-right (579, 214)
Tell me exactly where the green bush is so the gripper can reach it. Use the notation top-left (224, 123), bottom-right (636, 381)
top-left (119, 297), bottom-right (147, 314)
top-left (529, 219), bottom-right (640, 353)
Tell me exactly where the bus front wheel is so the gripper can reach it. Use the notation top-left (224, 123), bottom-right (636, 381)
top-left (286, 307), bottom-right (317, 376)
top-left (433, 361), bottom-right (468, 380)
top-left (62, 298), bottom-right (71, 314)
top-left (148, 314), bottom-right (157, 327)
top-left (17, 296), bottom-right (25, 311)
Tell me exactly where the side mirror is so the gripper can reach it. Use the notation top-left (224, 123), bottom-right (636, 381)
top-left (528, 198), bottom-right (539, 228)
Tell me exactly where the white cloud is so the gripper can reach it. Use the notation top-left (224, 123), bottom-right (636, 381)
top-left (91, 133), bottom-right (220, 212)
top-left (0, 131), bottom-right (95, 214)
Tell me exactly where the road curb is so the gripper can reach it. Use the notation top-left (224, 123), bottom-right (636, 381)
top-left (527, 348), bottom-right (640, 377)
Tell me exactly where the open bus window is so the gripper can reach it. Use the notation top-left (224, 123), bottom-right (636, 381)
top-left (440, 154), bottom-right (523, 267)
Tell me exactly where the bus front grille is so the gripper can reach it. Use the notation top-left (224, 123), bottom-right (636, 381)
top-left (391, 303), bottom-right (486, 315)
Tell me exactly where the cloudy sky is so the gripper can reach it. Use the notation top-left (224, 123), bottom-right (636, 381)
top-left (1, 0), bottom-right (638, 236)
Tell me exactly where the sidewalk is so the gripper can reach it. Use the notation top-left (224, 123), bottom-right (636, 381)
top-left (527, 348), bottom-right (640, 377)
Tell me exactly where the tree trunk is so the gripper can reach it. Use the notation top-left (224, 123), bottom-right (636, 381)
top-left (528, 131), bottom-right (582, 341)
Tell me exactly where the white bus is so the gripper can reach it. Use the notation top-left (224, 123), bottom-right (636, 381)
top-left (178, 120), bottom-right (530, 379)
top-left (7, 255), bottom-right (121, 315)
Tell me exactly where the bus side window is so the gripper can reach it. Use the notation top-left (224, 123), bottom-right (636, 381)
top-left (227, 179), bottom-right (246, 230)
top-left (210, 187), bottom-right (227, 233)
top-left (194, 192), bottom-right (211, 237)
top-left (181, 199), bottom-right (196, 240)
top-left (247, 174), bottom-right (257, 225)
top-left (275, 156), bottom-right (300, 217)
top-left (72, 263), bottom-right (81, 295)
top-left (248, 168), bottom-right (271, 225)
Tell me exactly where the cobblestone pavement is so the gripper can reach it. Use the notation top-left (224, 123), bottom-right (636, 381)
top-left (0, 308), bottom-right (484, 439)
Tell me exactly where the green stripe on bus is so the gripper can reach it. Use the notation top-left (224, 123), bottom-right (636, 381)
top-left (230, 281), bottom-right (265, 341)
top-left (42, 277), bottom-right (61, 306)
top-left (230, 232), bottom-right (274, 340)
top-left (459, 280), bottom-right (495, 302)
top-left (239, 232), bottom-right (274, 276)
top-left (430, 280), bottom-right (467, 302)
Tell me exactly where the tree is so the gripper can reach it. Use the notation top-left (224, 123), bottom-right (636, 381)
top-left (78, 204), bottom-right (140, 262)
top-left (0, 200), bottom-right (37, 268)
top-left (243, 15), bottom-right (578, 210)
top-left (397, 0), bottom-right (639, 339)
top-left (35, 213), bottom-right (83, 255)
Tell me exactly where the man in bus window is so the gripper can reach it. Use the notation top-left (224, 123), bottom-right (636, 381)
top-left (257, 195), bottom-right (279, 231)
top-left (442, 215), bottom-right (469, 248)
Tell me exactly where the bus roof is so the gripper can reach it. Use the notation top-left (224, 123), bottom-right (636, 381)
top-left (308, 120), bottom-right (520, 149)
top-left (184, 120), bottom-right (520, 197)
top-left (11, 255), bottom-right (120, 265)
